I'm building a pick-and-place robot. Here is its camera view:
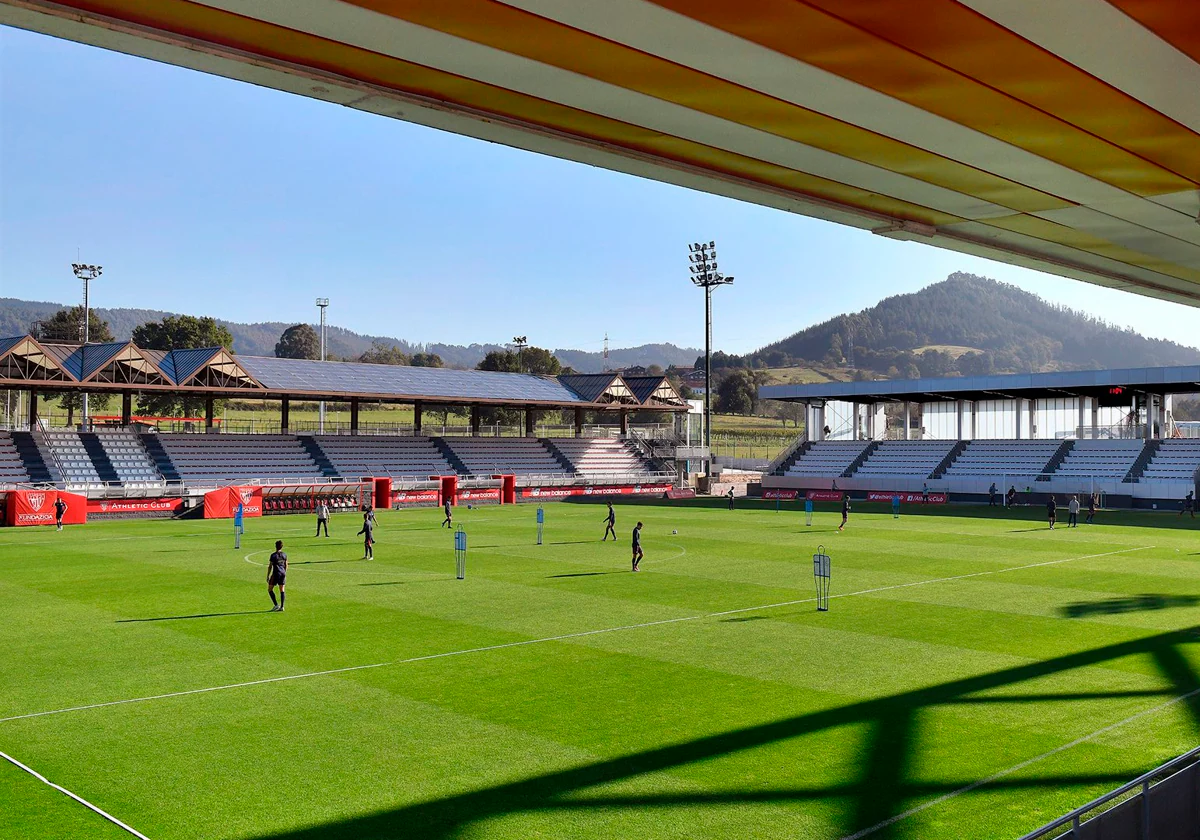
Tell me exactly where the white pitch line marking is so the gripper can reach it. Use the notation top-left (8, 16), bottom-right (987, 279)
top-left (0, 749), bottom-right (151, 839)
top-left (840, 683), bottom-right (1200, 840)
top-left (0, 546), bottom-right (1151, 725)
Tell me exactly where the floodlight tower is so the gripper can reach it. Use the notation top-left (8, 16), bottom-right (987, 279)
top-left (688, 241), bottom-right (733, 470)
top-left (512, 335), bottom-right (528, 372)
top-left (72, 263), bottom-right (102, 429)
top-left (316, 298), bottom-right (329, 432)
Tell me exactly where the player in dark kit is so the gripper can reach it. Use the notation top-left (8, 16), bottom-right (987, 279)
top-left (1006, 486), bottom-right (1017, 508)
top-left (442, 500), bottom-right (453, 529)
top-left (838, 497), bottom-right (851, 532)
top-left (631, 522), bottom-right (643, 572)
top-left (1180, 491), bottom-right (1195, 518)
top-left (267, 540), bottom-right (287, 612)
top-left (1047, 496), bottom-right (1057, 530)
top-left (727, 487), bottom-right (735, 510)
top-left (1086, 493), bottom-right (1097, 524)
top-left (358, 513), bottom-right (375, 559)
top-left (54, 497), bottom-right (67, 531)
top-left (602, 502), bottom-right (616, 541)
top-left (988, 483), bottom-right (998, 506)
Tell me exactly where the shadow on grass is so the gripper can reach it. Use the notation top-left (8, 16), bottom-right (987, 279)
top-left (547, 572), bottom-right (620, 579)
top-left (252, 625), bottom-right (1200, 840)
top-left (1061, 594), bottom-right (1200, 618)
top-left (117, 610), bottom-right (268, 622)
top-left (720, 615), bottom-right (770, 623)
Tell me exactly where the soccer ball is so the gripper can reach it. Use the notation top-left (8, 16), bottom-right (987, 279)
top-left (467, 504), bottom-right (473, 510)
top-left (672, 529), bottom-right (678, 535)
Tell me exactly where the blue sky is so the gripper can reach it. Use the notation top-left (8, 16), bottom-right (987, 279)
top-left (2, 25), bottom-right (1197, 355)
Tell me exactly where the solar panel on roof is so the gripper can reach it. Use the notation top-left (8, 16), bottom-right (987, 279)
top-left (235, 356), bottom-right (589, 403)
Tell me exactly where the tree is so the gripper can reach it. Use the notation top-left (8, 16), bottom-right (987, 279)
top-left (358, 341), bottom-right (410, 366)
top-left (275, 324), bottom-right (320, 360)
top-left (477, 346), bottom-right (562, 375)
top-left (132, 315), bottom-right (235, 420)
top-left (714, 369), bottom-right (757, 415)
top-left (410, 352), bottom-right (443, 368)
top-left (132, 315), bottom-right (233, 354)
top-left (477, 350), bottom-right (520, 373)
top-left (36, 307), bottom-right (114, 426)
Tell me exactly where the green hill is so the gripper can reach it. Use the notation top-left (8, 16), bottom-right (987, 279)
top-left (752, 273), bottom-right (1200, 378)
top-left (0, 298), bottom-right (696, 372)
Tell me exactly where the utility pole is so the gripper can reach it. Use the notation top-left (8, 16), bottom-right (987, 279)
top-left (72, 263), bottom-right (102, 430)
top-left (316, 298), bottom-right (329, 433)
top-left (688, 241), bottom-right (733, 476)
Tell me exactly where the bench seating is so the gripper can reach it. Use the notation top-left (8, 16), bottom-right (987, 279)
top-left (851, 441), bottom-right (956, 478)
top-left (441, 438), bottom-right (566, 476)
top-left (783, 441), bottom-right (871, 477)
top-left (549, 438), bottom-right (653, 476)
top-left (312, 435), bottom-right (453, 477)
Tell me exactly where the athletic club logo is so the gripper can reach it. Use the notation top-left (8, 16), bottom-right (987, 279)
top-left (239, 489), bottom-right (254, 504)
top-left (100, 502), bottom-right (109, 512)
top-left (27, 492), bottom-right (46, 511)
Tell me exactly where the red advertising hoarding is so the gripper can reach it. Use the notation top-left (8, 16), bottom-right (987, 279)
top-left (203, 486), bottom-right (263, 519)
top-left (521, 484), bottom-right (673, 499)
top-left (6, 489), bottom-right (86, 527)
top-left (86, 498), bottom-right (184, 515)
top-left (867, 491), bottom-right (947, 504)
top-left (805, 490), bottom-right (844, 502)
top-left (392, 489), bottom-right (441, 506)
top-left (458, 487), bottom-right (500, 502)
top-left (762, 489), bottom-right (799, 501)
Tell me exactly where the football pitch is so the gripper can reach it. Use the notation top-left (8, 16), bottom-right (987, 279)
top-left (3, 500), bottom-right (1200, 840)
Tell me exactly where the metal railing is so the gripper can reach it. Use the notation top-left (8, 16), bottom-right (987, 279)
top-left (1018, 746), bottom-right (1200, 840)
top-left (766, 431), bottom-right (809, 475)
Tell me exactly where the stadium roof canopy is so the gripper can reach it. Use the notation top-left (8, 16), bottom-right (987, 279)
top-left (0, 335), bottom-right (685, 410)
top-left (6, 2), bottom-right (1200, 305)
top-left (760, 366), bottom-right (1200, 405)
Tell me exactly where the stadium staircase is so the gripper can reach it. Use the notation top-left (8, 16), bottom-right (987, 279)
top-left (930, 441), bottom-right (968, 479)
top-left (539, 439), bottom-right (578, 474)
top-left (79, 433), bottom-right (120, 484)
top-left (297, 437), bottom-right (340, 479)
top-left (9, 431), bottom-right (54, 483)
top-left (770, 439), bottom-right (812, 476)
top-left (841, 441), bottom-right (879, 477)
top-left (1123, 440), bottom-right (1160, 483)
top-left (139, 434), bottom-right (181, 482)
top-left (1040, 439), bottom-right (1075, 481)
top-left (430, 438), bottom-right (471, 476)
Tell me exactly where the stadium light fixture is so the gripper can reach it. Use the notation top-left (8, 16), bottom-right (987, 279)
top-left (687, 241), bottom-right (733, 473)
top-left (316, 298), bottom-right (329, 432)
top-left (72, 263), bottom-right (102, 429)
top-left (512, 335), bottom-right (528, 372)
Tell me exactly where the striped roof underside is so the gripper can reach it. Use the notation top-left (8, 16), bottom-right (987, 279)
top-left (622, 376), bottom-right (671, 404)
top-left (5, 1), bottom-right (1200, 304)
top-left (557, 374), bottom-right (625, 402)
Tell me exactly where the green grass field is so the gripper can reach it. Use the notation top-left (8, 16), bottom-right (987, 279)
top-left (3, 502), bottom-right (1200, 839)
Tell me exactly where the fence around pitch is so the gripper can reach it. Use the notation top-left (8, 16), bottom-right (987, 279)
top-left (1018, 746), bottom-right (1200, 840)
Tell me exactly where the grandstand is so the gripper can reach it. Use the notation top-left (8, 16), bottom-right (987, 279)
top-left (440, 438), bottom-right (566, 477)
top-left (939, 439), bottom-right (1062, 480)
top-left (1053, 439), bottom-right (1144, 480)
top-left (149, 434), bottom-right (330, 486)
top-left (851, 440), bottom-right (957, 479)
top-left (778, 441), bottom-right (871, 478)
top-left (548, 437), bottom-right (656, 477)
top-left (0, 432), bottom-right (31, 485)
top-left (311, 435), bottom-right (453, 479)
top-left (40, 429), bottom-right (101, 487)
top-left (1140, 440), bottom-right (1200, 483)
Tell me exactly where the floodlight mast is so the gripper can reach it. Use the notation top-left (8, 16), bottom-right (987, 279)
top-left (72, 263), bottom-right (102, 429)
top-left (688, 241), bottom-right (733, 476)
top-left (512, 335), bottom-right (528, 372)
top-left (316, 298), bottom-right (329, 433)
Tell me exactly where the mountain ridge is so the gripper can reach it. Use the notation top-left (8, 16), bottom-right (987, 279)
top-left (0, 298), bottom-right (698, 373)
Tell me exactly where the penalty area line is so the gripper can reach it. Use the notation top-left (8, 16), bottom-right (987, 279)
top-left (0, 546), bottom-right (1152, 726)
top-left (0, 749), bottom-right (151, 839)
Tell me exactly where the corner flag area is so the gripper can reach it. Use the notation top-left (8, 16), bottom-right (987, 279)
top-left (3, 502), bottom-right (1199, 839)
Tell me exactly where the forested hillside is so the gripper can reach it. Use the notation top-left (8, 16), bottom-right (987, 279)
top-left (751, 273), bottom-right (1200, 377)
top-left (0, 298), bottom-right (697, 372)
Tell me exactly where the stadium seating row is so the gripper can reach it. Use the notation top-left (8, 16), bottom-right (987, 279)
top-left (780, 438), bottom-right (1200, 484)
top-left (0, 432), bottom-right (32, 485)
